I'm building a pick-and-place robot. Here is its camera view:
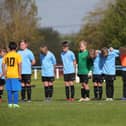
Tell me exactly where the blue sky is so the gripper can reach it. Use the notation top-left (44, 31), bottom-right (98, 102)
top-left (36, 0), bottom-right (100, 34)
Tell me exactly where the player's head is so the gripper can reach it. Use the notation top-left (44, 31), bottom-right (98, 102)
top-left (79, 40), bottom-right (87, 51)
top-left (89, 49), bottom-right (96, 59)
top-left (40, 45), bottom-right (48, 55)
top-left (101, 47), bottom-right (108, 57)
top-left (0, 48), bottom-right (7, 57)
top-left (119, 47), bottom-right (126, 55)
top-left (62, 40), bottom-right (69, 52)
top-left (19, 40), bottom-right (28, 50)
top-left (9, 42), bottom-right (17, 51)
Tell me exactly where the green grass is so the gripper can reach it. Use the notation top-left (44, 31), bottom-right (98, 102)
top-left (0, 76), bottom-right (126, 126)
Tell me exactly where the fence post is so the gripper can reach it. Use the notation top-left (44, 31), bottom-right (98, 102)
top-left (75, 64), bottom-right (80, 83)
top-left (56, 68), bottom-right (60, 79)
top-left (34, 69), bottom-right (38, 80)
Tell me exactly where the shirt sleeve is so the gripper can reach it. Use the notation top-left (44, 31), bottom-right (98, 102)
top-left (71, 52), bottom-right (76, 61)
top-left (113, 49), bottom-right (120, 57)
top-left (29, 51), bottom-right (35, 61)
top-left (51, 54), bottom-right (56, 65)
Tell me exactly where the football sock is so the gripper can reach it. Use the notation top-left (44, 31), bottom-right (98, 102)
top-left (99, 86), bottom-right (103, 99)
top-left (85, 89), bottom-right (90, 98)
top-left (0, 90), bottom-right (3, 99)
top-left (13, 91), bottom-right (19, 104)
top-left (94, 86), bottom-right (98, 99)
top-left (21, 86), bottom-right (26, 100)
top-left (106, 80), bottom-right (114, 98)
top-left (44, 86), bottom-right (49, 98)
top-left (65, 86), bottom-right (70, 99)
top-left (7, 90), bottom-right (12, 104)
top-left (27, 86), bottom-right (32, 100)
top-left (70, 85), bottom-right (75, 98)
top-left (48, 86), bottom-right (53, 98)
top-left (81, 88), bottom-right (85, 98)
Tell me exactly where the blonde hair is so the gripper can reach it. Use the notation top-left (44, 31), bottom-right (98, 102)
top-left (79, 40), bottom-right (87, 47)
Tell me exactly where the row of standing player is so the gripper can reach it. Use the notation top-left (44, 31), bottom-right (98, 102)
top-left (0, 40), bottom-right (126, 108)
top-left (40, 40), bottom-right (126, 102)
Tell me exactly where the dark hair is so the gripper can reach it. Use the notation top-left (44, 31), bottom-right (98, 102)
top-left (89, 49), bottom-right (96, 59)
top-left (9, 42), bottom-right (17, 50)
top-left (40, 44), bottom-right (48, 48)
top-left (19, 40), bottom-right (27, 44)
top-left (62, 40), bottom-right (69, 47)
top-left (101, 47), bottom-right (108, 57)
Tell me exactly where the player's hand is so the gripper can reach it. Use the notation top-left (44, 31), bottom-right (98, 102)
top-left (88, 71), bottom-right (92, 78)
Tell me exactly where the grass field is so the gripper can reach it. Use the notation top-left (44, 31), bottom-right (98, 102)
top-left (0, 76), bottom-right (126, 126)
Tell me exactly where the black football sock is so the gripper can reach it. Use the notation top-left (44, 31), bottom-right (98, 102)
top-left (94, 86), bottom-right (98, 99)
top-left (85, 89), bottom-right (90, 98)
top-left (99, 86), bottom-right (103, 99)
top-left (21, 87), bottom-right (26, 100)
top-left (70, 85), bottom-right (75, 98)
top-left (81, 88), bottom-right (85, 98)
top-left (65, 86), bottom-right (70, 99)
top-left (27, 86), bottom-right (32, 100)
top-left (0, 90), bottom-right (3, 99)
top-left (110, 81), bottom-right (114, 98)
top-left (44, 86), bottom-right (49, 98)
top-left (48, 86), bottom-right (53, 98)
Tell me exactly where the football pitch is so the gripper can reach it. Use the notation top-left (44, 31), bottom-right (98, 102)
top-left (0, 76), bottom-right (126, 126)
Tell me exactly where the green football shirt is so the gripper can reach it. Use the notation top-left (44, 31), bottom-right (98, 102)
top-left (78, 50), bottom-right (92, 75)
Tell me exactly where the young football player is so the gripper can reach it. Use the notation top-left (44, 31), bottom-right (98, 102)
top-left (61, 41), bottom-right (76, 102)
top-left (40, 45), bottom-right (56, 102)
top-left (89, 49), bottom-right (103, 100)
top-left (18, 40), bottom-right (36, 102)
top-left (119, 47), bottom-right (126, 100)
top-left (78, 40), bottom-right (93, 102)
top-left (0, 49), bottom-right (7, 103)
top-left (2, 42), bottom-right (22, 108)
top-left (101, 47), bottom-right (119, 101)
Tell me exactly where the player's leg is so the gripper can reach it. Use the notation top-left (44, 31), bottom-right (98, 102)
top-left (7, 90), bottom-right (13, 108)
top-left (97, 75), bottom-right (103, 100)
top-left (6, 79), bottom-right (13, 107)
top-left (13, 91), bottom-right (20, 108)
top-left (122, 71), bottom-right (126, 99)
top-left (25, 75), bottom-right (32, 102)
top-left (98, 83), bottom-right (103, 100)
top-left (69, 81), bottom-right (75, 101)
top-left (93, 82), bottom-right (98, 100)
top-left (0, 79), bottom-right (5, 103)
top-left (105, 76), bottom-right (114, 101)
top-left (21, 75), bottom-right (26, 101)
top-left (65, 81), bottom-right (70, 101)
top-left (83, 75), bottom-right (90, 101)
top-left (69, 74), bottom-right (75, 101)
top-left (78, 75), bottom-right (87, 102)
top-left (48, 78), bottom-right (54, 100)
top-left (64, 74), bottom-right (70, 101)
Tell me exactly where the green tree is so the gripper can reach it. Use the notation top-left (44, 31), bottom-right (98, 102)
top-left (0, 0), bottom-right (40, 47)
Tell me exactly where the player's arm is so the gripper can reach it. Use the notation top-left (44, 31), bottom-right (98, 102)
top-left (31, 59), bottom-right (36, 65)
top-left (29, 51), bottom-right (36, 65)
top-left (18, 63), bottom-right (22, 80)
top-left (2, 63), bottom-right (6, 79)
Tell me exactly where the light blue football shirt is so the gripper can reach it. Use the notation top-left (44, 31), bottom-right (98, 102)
top-left (18, 49), bottom-right (35, 74)
top-left (93, 52), bottom-right (103, 75)
top-left (102, 49), bottom-right (119, 75)
top-left (40, 51), bottom-right (56, 77)
top-left (0, 56), bottom-right (4, 79)
top-left (61, 50), bottom-right (76, 74)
